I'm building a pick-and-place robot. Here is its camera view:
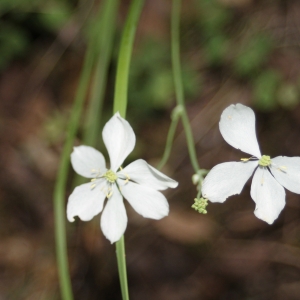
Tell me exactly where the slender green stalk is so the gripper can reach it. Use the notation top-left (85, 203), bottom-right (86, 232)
top-left (197, 189), bottom-right (202, 198)
top-left (113, 0), bottom-right (144, 118)
top-left (84, 0), bottom-right (119, 147)
top-left (116, 236), bottom-right (129, 300)
top-left (113, 1), bottom-right (144, 299)
top-left (53, 40), bottom-right (95, 300)
top-left (171, 0), bottom-right (200, 173)
top-left (157, 106), bottom-right (182, 170)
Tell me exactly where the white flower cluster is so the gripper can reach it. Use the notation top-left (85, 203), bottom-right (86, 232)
top-left (68, 104), bottom-right (299, 242)
top-left (67, 113), bottom-right (178, 243)
top-left (202, 103), bottom-right (300, 224)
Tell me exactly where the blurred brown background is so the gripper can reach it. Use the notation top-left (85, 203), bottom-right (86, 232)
top-left (1, 0), bottom-right (300, 299)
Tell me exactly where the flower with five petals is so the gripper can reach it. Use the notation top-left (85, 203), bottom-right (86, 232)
top-left (202, 103), bottom-right (300, 224)
top-left (67, 113), bottom-right (178, 243)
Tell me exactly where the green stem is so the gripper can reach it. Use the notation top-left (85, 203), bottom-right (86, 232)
top-left (113, 0), bottom-right (144, 118)
top-left (113, 1), bottom-right (144, 299)
top-left (157, 106), bottom-right (181, 170)
top-left (53, 39), bottom-right (95, 300)
top-left (197, 189), bottom-right (201, 198)
top-left (171, 0), bottom-right (200, 173)
top-left (116, 236), bottom-right (129, 300)
top-left (84, 0), bottom-right (119, 147)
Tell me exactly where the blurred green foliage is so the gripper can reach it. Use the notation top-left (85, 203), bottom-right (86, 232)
top-left (194, 0), bottom-right (299, 111)
top-left (196, 0), bottom-right (274, 77)
top-left (204, 35), bottom-right (229, 66)
top-left (199, 0), bottom-right (232, 37)
top-left (41, 110), bottom-right (69, 146)
top-left (0, 24), bottom-right (29, 70)
top-left (1, 0), bottom-right (299, 113)
top-left (128, 40), bottom-right (200, 115)
top-left (0, 0), bottom-right (73, 70)
top-left (253, 70), bottom-right (281, 111)
top-left (234, 34), bottom-right (273, 78)
top-left (36, 2), bottom-right (72, 31)
top-left (192, 0), bottom-right (232, 66)
top-left (277, 82), bottom-right (299, 109)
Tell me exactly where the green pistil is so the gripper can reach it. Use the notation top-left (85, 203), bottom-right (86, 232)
top-left (258, 155), bottom-right (271, 167)
top-left (192, 197), bottom-right (208, 214)
top-left (104, 170), bottom-right (117, 183)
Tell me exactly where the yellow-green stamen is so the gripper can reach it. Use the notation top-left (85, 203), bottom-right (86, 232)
top-left (259, 155), bottom-right (271, 167)
top-left (104, 170), bottom-right (118, 183)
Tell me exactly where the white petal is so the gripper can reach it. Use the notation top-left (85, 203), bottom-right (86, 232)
top-left (270, 156), bottom-right (300, 194)
top-left (251, 167), bottom-right (285, 224)
top-left (102, 113), bottom-right (136, 172)
top-left (67, 181), bottom-right (106, 222)
top-left (71, 145), bottom-right (106, 178)
top-left (100, 185), bottom-right (127, 243)
top-left (219, 104), bottom-right (261, 158)
top-left (202, 161), bottom-right (257, 202)
top-left (118, 180), bottom-right (169, 219)
top-left (120, 159), bottom-right (178, 190)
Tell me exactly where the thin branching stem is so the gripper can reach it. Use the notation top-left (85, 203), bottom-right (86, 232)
top-left (157, 108), bottom-right (181, 170)
top-left (171, 0), bottom-right (200, 173)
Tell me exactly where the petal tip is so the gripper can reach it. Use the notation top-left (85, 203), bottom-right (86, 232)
top-left (157, 205), bottom-right (169, 220)
top-left (168, 179), bottom-right (179, 188)
top-left (254, 209), bottom-right (277, 225)
top-left (67, 215), bottom-right (75, 222)
top-left (72, 145), bottom-right (83, 152)
top-left (104, 232), bottom-right (123, 244)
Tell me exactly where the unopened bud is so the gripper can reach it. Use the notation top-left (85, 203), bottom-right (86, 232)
top-left (192, 174), bottom-right (200, 185)
top-left (192, 197), bottom-right (208, 214)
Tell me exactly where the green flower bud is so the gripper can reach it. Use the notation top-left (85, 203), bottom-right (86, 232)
top-left (192, 197), bottom-right (208, 214)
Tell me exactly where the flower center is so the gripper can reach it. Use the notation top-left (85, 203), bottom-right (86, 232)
top-left (258, 155), bottom-right (271, 167)
top-left (104, 170), bottom-right (117, 183)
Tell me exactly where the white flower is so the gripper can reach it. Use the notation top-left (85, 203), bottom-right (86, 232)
top-left (202, 103), bottom-right (300, 224)
top-left (67, 112), bottom-right (178, 243)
